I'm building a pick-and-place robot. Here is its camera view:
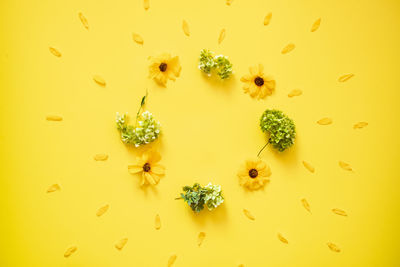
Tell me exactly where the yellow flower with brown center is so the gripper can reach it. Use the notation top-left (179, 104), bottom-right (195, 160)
top-left (148, 53), bottom-right (181, 86)
top-left (237, 158), bottom-right (271, 190)
top-left (128, 150), bottom-right (165, 185)
top-left (240, 64), bottom-right (275, 99)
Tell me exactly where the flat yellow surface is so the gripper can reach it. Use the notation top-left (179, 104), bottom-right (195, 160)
top-left (1, 0), bottom-right (400, 266)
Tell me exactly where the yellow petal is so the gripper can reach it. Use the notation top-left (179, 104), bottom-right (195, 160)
top-left (47, 184), bottom-right (61, 193)
top-left (167, 254), bottom-right (177, 267)
top-left (93, 75), bottom-right (106, 87)
top-left (281, 43), bottom-right (295, 54)
top-left (64, 246), bottom-right (77, 257)
top-left (353, 121), bottom-right (368, 129)
top-left (93, 153), bottom-right (108, 161)
top-left (301, 198), bottom-right (311, 213)
top-left (182, 20), bottom-right (190, 36)
top-left (226, 0), bottom-right (233, 5)
top-left (168, 56), bottom-right (181, 77)
top-left (302, 161), bottom-right (315, 173)
top-left (277, 233), bottom-right (288, 244)
top-left (339, 161), bottom-right (352, 171)
top-left (148, 151), bottom-right (161, 164)
top-left (264, 13), bottom-right (272, 26)
top-left (128, 165), bottom-right (143, 174)
top-left (327, 242), bottom-right (341, 252)
top-left (240, 74), bottom-right (253, 82)
top-left (132, 33), bottom-right (144, 45)
top-left (96, 204), bottom-right (109, 217)
top-left (115, 238), bottom-right (128, 250)
top-left (332, 208), bottom-right (348, 216)
top-left (338, 73), bottom-right (354, 82)
top-left (258, 64), bottom-right (264, 75)
top-left (144, 172), bottom-right (156, 185)
top-left (78, 12), bottom-right (89, 30)
top-left (317, 118), bottom-right (332, 125)
top-left (311, 18), bottom-right (321, 32)
top-left (49, 47), bottom-right (62, 57)
top-left (218, 28), bottom-right (226, 44)
top-left (197, 232), bottom-right (206, 246)
top-left (151, 164), bottom-right (165, 175)
top-left (249, 65), bottom-right (258, 76)
top-left (46, 115), bottom-right (63, 121)
top-left (243, 209), bottom-right (255, 220)
top-left (155, 214), bottom-right (161, 230)
top-left (288, 89), bottom-right (302, 97)
top-left (143, 0), bottom-right (149, 10)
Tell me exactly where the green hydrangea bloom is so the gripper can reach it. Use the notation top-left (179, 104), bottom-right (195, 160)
top-left (179, 183), bottom-right (224, 213)
top-left (198, 49), bottom-right (232, 80)
top-left (260, 109), bottom-right (296, 152)
top-left (116, 111), bottom-right (161, 147)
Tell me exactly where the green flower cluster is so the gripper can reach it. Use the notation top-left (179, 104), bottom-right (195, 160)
top-left (260, 109), bottom-right (296, 152)
top-left (116, 111), bottom-right (161, 147)
top-left (179, 183), bottom-right (224, 213)
top-left (198, 49), bottom-right (233, 80)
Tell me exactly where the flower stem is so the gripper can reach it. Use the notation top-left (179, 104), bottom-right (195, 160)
top-left (257, 141), bottom-right (269, 158)
top-left (135, 90), bottom-right (148, 126)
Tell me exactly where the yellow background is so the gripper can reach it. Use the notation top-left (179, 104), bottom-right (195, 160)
top-left (1, 0), bottom-right (400, 266)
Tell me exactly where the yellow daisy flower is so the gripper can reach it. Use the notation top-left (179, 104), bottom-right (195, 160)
top-left (128, 150), bottom-right (165, 185)
top-left (148, 53), bottom-right (181, 86)
top-left (240, 64), bottom-right (275, 99)
top-left (237, 158), bottom-right (271, 190)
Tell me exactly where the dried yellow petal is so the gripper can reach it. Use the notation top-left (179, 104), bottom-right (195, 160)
top-left (93, 154), bottom-right (108, 161)
top-left (238, 265), bottom-right (244, 267)
top-left (339, 161), bottom-right (352, 171)
top-left (167, 254), bottom-right (177, 267)
top-left (288, 89), bottom-right (302, 97)
top-left (243, 209), bottom-right (255, 220)
top-left (302, 161), bottom-right (315, 173)
top-left (226, 0), bottom-right (233, 5)
top-left (197, 232), bottom-right (206, 246)
top-left (281, 43), bottom-right (295, 54)
top-left (132, 33), bottom-right (144, 45)
top-left (327, 242), bottom-right (341, 252)
top-left (47, 184), bottom-right (61, 193)
top-left (317, 118), bottom-right (332, 125)
top-left (78, 12), bottom-right (89, 30)
top-left (338, 73), bottom-right (354, 82)
top-left (96, 204), bottom-right (109, 217)
top-left (49, 47), bottom-right (62, 57)
top-left (143, 0), bottom-right (149, 10)
top-left (93, 75), bottom-right (106, 87)
top-left (115, 238), bottom-right (128, 250)
top-left (64, 246), bottom-right (77, 257)
top-left (353, 122), bottom-right (368, 129)
top-left (46, 115), bottom-right (63, 121)
top-left (311, 18), bottom-right (321, 32)
top-left (332, 208), bottom-right (348, 217)
top-left (277, 233), bottom-right (288, 244)
top-left (301, 198), bottom-right (311, 213)
top-left (155, 214), bottom-right (161, 230)
top-left (218, 29), bottom-right (226, 44)
top-left (182, 20), bottom-right (190, 37)
top-left (264, 13), bottom-right (272, 26)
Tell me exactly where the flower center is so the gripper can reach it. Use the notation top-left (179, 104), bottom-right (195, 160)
top-left (143, 163), bottom-right (151, 172)
top-left (159, 63), bottom-right (167, 72)
top-left (249, 168), bottom-right (258, 178)
top-left (254, 77), bottom-right (264, 86)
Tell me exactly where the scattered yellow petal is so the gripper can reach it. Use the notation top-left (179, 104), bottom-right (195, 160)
top-left (332, 208), bottom-right (348, 217)
top-left (353, 122), bottom-right (368, 129)
top-left (155, 214), bottom-right (161, 230)
top-left (64, 246), bottom-right (77, 257)
top-left (226, 0), bottom-right (234, 5)
top-left (96, 204), bottom-right (109, 217)
top-left (288, 89), bottom-right (302, 97)
top-left (197, 232), bottom-right (206, 247)
top-left (338, 73), bottom-right (354, 82)
top-left (93, 154), bottom-right (108, 161)
top-left (301, 198), bottom-right (311, 213)
top-left (132, 33), bottom-right (144, 45)
top-left (277, 233), bottom-right (288, 244)
top-left (78, 12), bottom-right (89, 30)
top-left (327, 242), bottom-right (341, 252)
top-left (238, 265), bottom-right (244, 267)
top-left (167, 254), bottom-right (177, 267)
top-left (243, 209), bottom-right (255, 220)
top-left (281, 43), bottom-right (295, 54)
top-left (302, 161), bottom-right (315, 173)
top-left (47, 184), bottom-right (61, 193)
top-left (115, 238), bottom-right (128, 251)
top-left (264, 13), bottom-right (272, 26)
top-left (218, 28), bottom-right (226, 44)
top-left (311, 18), bottom-right (321, 32)
top-left (46, 115), bottom-right (63, 121)
top-left (339, 161), bottom-right (352, 171)
top-left (49, 47), bottom-right (62, 57)
top-left (93, 75), bottom-right (106, 87)
top-left (317, 118), bottom-right (332, 125)
top-left (143, 0), bottom-right (149, 10)
top-left (182, 20), bottom-right (190, 37)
